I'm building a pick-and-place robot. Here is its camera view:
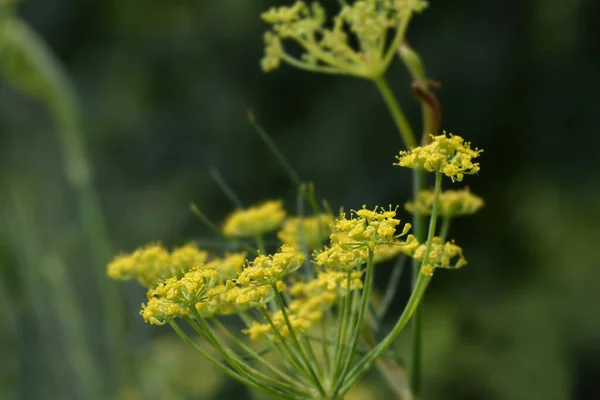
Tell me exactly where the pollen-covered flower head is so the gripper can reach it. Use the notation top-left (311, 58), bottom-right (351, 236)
top-left (222, 200), bottom-right (286, 237)
top-left (395, 132), bottom-right (482, 181)
top-left (277, 213), bottom-right (334, 250)
top-left (406, 188), bottom-right (484, 218)
top-left (236, 245), bottom-right (305, 286)
top-left (315, 206), bottom-right (414, 270)
top-left (221, 280), bottom-right (287, 310)
top-left (140, 267), bottom-right (219, 325)
top-left (332, 205), bottom-right (411, 247)
top-left (260, 0), bottom-right (428, 78)
top-left (107, 243), bottom-right (209, 288)
top-left (404, 237), bottom-right (467, 276)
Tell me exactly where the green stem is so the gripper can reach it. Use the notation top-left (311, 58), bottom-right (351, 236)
top-left (256, 234), bottom-right (267, 254)
top-left (272, 285), bottom-right (326, 395)
top-left (190, 204), bottom-right (257, 255)
top-left (340, 172), bottom-right (443, 395)
top-left (334, 249), bottom-right (375, 392)
top-left (210, 317), bottom-right (306, 390)
top-left (373, 75), bottom-right (417, 149)
top-left (410, 167), bottom-right (427, 397)
top-left (332, 272), bottom-right (353, 382)
top-left (209, 167), bottom-right (244, 208)
top-left (189, 314), bottom-right (303, 398)
top-left (439, 217), bottom-right (451, 241)
top-left (169, 320), bottom-right (296, 399)
top-left (260, 308), bottom-right (316, 383)
top-left (321, 312), bottom-right (332, 377)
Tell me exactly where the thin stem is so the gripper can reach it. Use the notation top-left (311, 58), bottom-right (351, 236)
top-left (340, 172), bottom-right (443, 395)
top-left (190, 204), bottom-right (257, 255)
top-left (189, 315), bottom-right (302, 398)
top-left (381, 15), bottom-right (413, 72)
top-left (375, 255), bottom-right (408, 323)
top-left (321, 313), bottom-right (332, 377)
top-left (169, 320), bottom-right (283, 396)
top-left (260, 309), bottom-right (311, 372)
top-left (336, 283), bottom-right (359, 383)
top-left (439, 217), bottom-right (451, 241)
top-left (271, 285), bottom-right (326, 394)
top-left (256, 234), bottom-right (267, 254)
top-left (332, 272), bottom-right (352, 382)
top-left (410, 167), bottom-right (427, 398)
top-left (281, 52), bottom-right (349, 76)
top-left (334, 249), bottom-right (375, 392)
top-left (210, 318), bottom-right (304, 389)
top-left (247, 111), bottom-right (302, 186)
top-left (373, 75), bottom-right (417, 149)
top-left (209, 167), bottom-right (243, 208)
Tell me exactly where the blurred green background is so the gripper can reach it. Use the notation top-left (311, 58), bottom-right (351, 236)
top-left (1, 0), bottom-right (599, 399)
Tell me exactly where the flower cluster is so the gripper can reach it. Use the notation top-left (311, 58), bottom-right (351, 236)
top-left (395, 132), bottom-right (482, 181)
top-left (141, 268), bottom-right (219, 325)
top-left (107, 243), bottom-right (209, 287)
top-left (406, 237), bottom-right (467, 276)
top-left (277, 213), bottom-right (334, 250)
top-left (315, 206), bottom-right (415, 270)
top-left (236, 245), bottom-right (305, 286)
top-left (222, 199), bottom-right (286, 237)
top-left (405, 188), bottom-right (484, 218)
top-left (261, 0), bottom-right (428, 78)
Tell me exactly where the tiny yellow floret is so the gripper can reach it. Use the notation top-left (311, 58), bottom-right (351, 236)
top-left (277, 213), bottom-right (334, 250)
top-left (107, 242), bottom-right (209, 288)
top-left (395, 132), bottom-right (482, 181)
top-left (141, 267), bottom-right (219, 325)
top-left (405, 188), bottom-right (484, 218)
top-left (237, 245), bottom-right (305, 286)
top-left (405, 237), bottom-right (467, 276)
top-left (222, 200), bottom-right (286, 237)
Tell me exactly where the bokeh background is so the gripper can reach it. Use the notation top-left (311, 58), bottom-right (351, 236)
top-left (1, 0), bottom-right (599, 399)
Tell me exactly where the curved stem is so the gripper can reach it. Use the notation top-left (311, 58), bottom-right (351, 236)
top-left (272, 285), bottom-right (326, 395)
top-left (281, 52), bottom-right (349, 76)
top-left (334, 249), bottom-right (375, 392)
top-left (210, 317), bottom-right (306, 391)
top-left (188, 314), bottom-right (303, 398)
top-left (332, 272), bottom-right (353, 382)
top-left (260, 308), bottom-right (320, 388)
top-left (169, 320), bottom-right (296, 398)
top-left (373, 75), bottom-right (417, 149)
top-left (439, 217), bottom-right (451, 241)
top-left (410, 167), bottom-right (427, 397)
top-left (381, 15), bottom-right (413, 72)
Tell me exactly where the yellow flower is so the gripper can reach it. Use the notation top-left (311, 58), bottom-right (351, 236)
top-left (395, 132), bottom-right (482, 181)
top-left (315, 240), bottom-right (368, 272)
top-left (277, 214), bottom-right (334, 250)
top-left (237, 245), bottom-right (305, 286)
top-left (405, 188), bottom-right (484, 218)
top-left (315, 206), bottom-right (413, 270)
top-left (107, 243), bottom-right (210, 288)
top-left (140, 297), bottom-right (181, 326)
top-left (222, 200), bottom-right (286, 237)
top-left (221, 280), bottom-right (286, 309)
top-left (170, 243), bottom-right (209, 271)
top-left (140, 267), bottom-right (219, 325)
top-left (260, 0), bottom-right (428, 78)
top-left (405, 237), bottom-right (467, 276)
top-left (333, 205), bottom-right (411, 247)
